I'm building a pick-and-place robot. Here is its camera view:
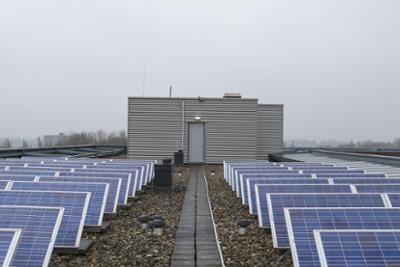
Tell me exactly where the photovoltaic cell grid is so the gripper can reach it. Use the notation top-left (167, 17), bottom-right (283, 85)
top-left (0, 174), bottom-right (36, 182)
top-left (0, 181), bottom-right (9, 190)
top-left (332, 178), bottom-right (400, 184)
top-left (355, 184), bottom-right (400, 193)
top-left (0, 190), bottom-right (89, 248)
top-left (314, 230), bottom-right (400, 267)
top-left (9, 181), bottom-right (107, 226)
top-left (37, 176), bottom-right (120, 213)
top-left (58, 171), bottom-right (130, 205)
top-left (317, 174), bottom-right (387, 179)
top-left (267, 193), bottom-right (387, 248)
top-left (253, 184), bottom-right (353, 217)
top-left (285, 208), bottom-right (400, 267)
top-left (237, 173), bottom-right (312, 199)
top-left (0, 229), bottom-right (21, 267)
top-left (0, 206), bottom-right (63, 267)
top-left (244, 177), bottom-right (324, 206)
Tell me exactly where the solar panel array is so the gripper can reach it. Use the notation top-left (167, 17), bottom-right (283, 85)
top-left (0, 157), bottom-right (156, 267)
top-left (223, 159), bottom-right (400, 267)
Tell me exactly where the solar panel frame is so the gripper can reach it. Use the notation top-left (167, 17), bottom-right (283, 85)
top-left (0, 181), bottom-right (9, 190)
top-left (37, 176), bottom-right (120, 213)
top-left (332, 178), bottom-right (400, 184)
top-left (242, 174), bottom-right (315, 204)
top-left (267, 193), bottom-right (388, 248)
top-left (314, 229), bottom-right (400, 267)
top-left (354, 184), bottom-right (400, 193)
top-left (0, 205), bottom-right (64, 267)
top-left (285, 207), bottom-right (400, 267)
top-left (0, 228), bottom-right (21, 267)
top-left (9, 181), bottom-right (107, 226)
top-left (58, 171), bottom-right (130, 205)
top-left (253, 184), bottom-right (353, 216)
top-left (0, 190), bottom-right (89, 248)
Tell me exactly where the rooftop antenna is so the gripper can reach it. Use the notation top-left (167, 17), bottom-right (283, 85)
top-left (142, 60), bottom-right (146, 96)
top-left (169, 85), bottom-right (172, 98)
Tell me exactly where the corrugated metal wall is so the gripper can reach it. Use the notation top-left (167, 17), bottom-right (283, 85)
top-left (257, 104), bottom-right (284, 159)
top-left (128, 97), bottom-right (283, 163)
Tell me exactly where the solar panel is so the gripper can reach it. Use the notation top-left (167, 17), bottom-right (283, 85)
top-left (0, 190), bottom-right (89, 248)
top-left (237, 173), bottom-right (312, 198)
top-left (285, 208), bottom-right (400, 267)
top-left (0, 181), bottom-right (9, 190)
top-left (0, 228), bottom-right (21, 267)
top-left (302, 170), bottom-right (365, 174)
top-left (253, 184), bottom-right (353, 216)
top-left (267, 193), bottom-right (387, 248)
top-left (386, 194), bottom-right (400, 208)
top-left (37, 176), bottom-right (120, 213)
top-left (7, 166), bottom-right (73, 172)
top-left (82, 167), bottom-right (139, 196)
top-left (0, 205), bottom-right (63, 267)
top-left (87, 165), bottom-right (144, 189)
top-left (244, 178), bottom-right (329, 206)
top-left (314, 229), bottom-right (400, 267)
top-left (317, 173), bottom-right (387, 178)
top-left (59, 171), bottom-right (130, 204)
top-left (232, 168), bottom-right (293, 189)
top-left (332, 178), bottom-right (400, 184)
top-left (0, 170), bottom-right (55, 177)
top-left (355, 184), bottom-right (400, 193)
top-left (9, 181), bottom-right (107, 226)
top-left (0, 174), bottom-right (36, 182)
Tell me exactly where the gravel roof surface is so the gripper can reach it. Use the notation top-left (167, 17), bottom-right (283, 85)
top-left (50, 166), bottom-right (190, 267)
top-left (204, 165), bottom-right (293, 267)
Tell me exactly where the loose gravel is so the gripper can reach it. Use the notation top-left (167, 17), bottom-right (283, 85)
top-left (51, 166), bottom-right (190, 267)
top-left (204, 165), bottom-right (293, 267)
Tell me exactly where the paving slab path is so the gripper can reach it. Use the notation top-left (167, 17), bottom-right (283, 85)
top-left (171, 165), bottom-right (222, 267)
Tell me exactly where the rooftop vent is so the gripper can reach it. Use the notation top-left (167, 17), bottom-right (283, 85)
top-left (223, 92), bottom-right (242, 99)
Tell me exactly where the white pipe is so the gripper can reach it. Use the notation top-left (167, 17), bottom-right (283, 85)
top-left (181, 100), bottom-right (185, 150)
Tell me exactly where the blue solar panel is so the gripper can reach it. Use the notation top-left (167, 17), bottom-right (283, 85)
top-left (302, 170), bottom-right (365, 174)
top-left (386, 194), bottom-right (400, 208)
top-left (0, 170), bottom-right (55, 176)
top-left (314, 230), bottom-right (400, 267)
top-left (267, 193), bottom-right (386, 248)
top-left (291, 167), bottom-right (349, 170)
top-left (333, 178), bottom-right (400, 184)
top-left (10, 181), bottom-right (107, 226)
top-left (317, 173), bottom-right (387, 178)
top-left (59, 171), bottom-right (130, 205)
top-left (87, 165), bottom-right (144, 188)
top-left (82, 167), bottom-right (139, 196)
top-left (285, 208), bottom-right (400, 267)
top-left (0, 206), bottom-right (63, 267)
top-left (237, 173), bottom-right (312, 198)
top-left (355, 184), bottom-right (400, 193)
top-left (8, 166), bottom-right (73, 172)
top-left (253, 184), bottom-right (353, 216)
top-left (0, 229), bottom-right (20, 267)
top-left (0, 190), bottom-right (89, 248)
top-left (38, 176), bottom-right (120, 213)
top-left (0, 181), bottom-right (9, 190)
top-left (0, 174), bottom-right (36, 182)
top-left (245, 178), bottom-right (328, 207)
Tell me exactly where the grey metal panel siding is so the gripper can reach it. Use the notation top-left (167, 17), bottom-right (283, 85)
top-left (257, 104), bottom-right (284, 159)
top-left (128, 97), bottom-right (259, 163)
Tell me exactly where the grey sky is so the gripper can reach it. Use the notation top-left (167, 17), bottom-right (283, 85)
top-left (1, 0), bottom-right (399, 141)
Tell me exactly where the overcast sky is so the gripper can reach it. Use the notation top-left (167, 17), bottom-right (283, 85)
top-left (1, 0), bottom-right (399, 142)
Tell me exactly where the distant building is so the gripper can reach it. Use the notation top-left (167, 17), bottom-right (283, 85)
top-left (128, 94), bottom-right (284, 163)
top-left (43, 133), bottom-right (66, 147)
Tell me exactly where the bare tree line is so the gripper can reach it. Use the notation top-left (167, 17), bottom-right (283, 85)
top-left (1, 129), bottom-right (127, 149)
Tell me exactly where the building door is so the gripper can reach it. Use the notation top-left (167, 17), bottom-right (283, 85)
top-left (188, 122), bottom-right (205, 162)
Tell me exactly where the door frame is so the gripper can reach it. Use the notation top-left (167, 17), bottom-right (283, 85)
top-left (187, 122), bottom-right (206, 163)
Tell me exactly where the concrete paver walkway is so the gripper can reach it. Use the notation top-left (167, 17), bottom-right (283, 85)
top-left (171, 165), bottom-right (222, 267)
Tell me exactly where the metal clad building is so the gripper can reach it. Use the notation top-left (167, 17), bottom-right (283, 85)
top-left (128, 95), bottom-right (283, 163)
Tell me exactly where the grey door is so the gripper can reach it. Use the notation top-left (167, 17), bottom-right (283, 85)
top-left (188, 123), bottom-right (205, 162)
